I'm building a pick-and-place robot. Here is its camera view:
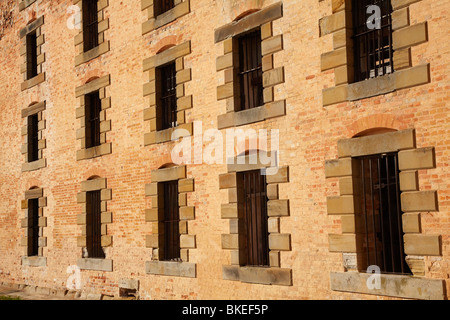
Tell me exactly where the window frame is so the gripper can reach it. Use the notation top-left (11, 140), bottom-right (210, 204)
top-left (157, 62), bottom-right (178, 131)
top-left (161, 180), bottom-right (180, 261)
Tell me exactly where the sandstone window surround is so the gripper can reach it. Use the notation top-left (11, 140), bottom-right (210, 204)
top-left (220, 152), bottom-right (292, 286)
top-left (21, 101), bottom-right (47, 172)
top-left (141, 0), bottom-right (190, 35)
top-left (75, 75), bottom-right (112, 161)
top-left (145, 165), bottom-right (197, 278)
top-left (18, 0), bottom-right (36, 12)
top-left (73, 0), bottom-right (110, 66)
top-left (143, 41), bottom-right (194, 146)
top-left (325, 128), bottom-right (445, 300)
top-left (20, 188), bottom-right (48, 268)
top-left (19, 16), bottom-right (45, 91)
top-left (319, 0), bottom-right (430, 106)
top-left (214, 2), bottom-right (286, 130)
top-left (77, 177), bottom-right (113, 272)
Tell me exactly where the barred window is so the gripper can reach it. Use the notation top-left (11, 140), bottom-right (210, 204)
top-left (154, 0), bottom-right (175, 16)
top-left (26, 31), bottom-right (38, 80)
top-left (86, 190), bottom-right (104, 259)
top-left (27, 114), bottom-right (39, 163)
top-left (157, 62), bottom-right (177, 130)
top-left (237, 29), bottom-right (264, 111)
top-left (239, 170), bottom-right (269, 267)
top-left (27, 198), bottom-right (39, 257)
top-left (352, 0), bottom-right (394, 82)
top-left (357, 153), bottom-right (411, 275)
top-left (85, 91), bottom-right (101, 149)
top-left (162, 180), bottom-right (180, 261)
top-left (83, 0), bottom-right (99, 52)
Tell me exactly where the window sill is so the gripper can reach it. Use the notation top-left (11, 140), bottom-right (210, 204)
top-left (145, 260), bottom-right (196, 278)
top-left (77, 258), bottom-right (113, 272)
top-left (217, 100), bottom-right (286, 130)
top-left (76, 143), bottom-right (112, 161)
top-left (22, 256), bottom-right (47, 267)
top-left (21, 158), bottom-right (46, 172)
top-left (144, 123), bottom-right (193, 146)
top-left (142, 1), bottom-right (190, 35)
top-left (330, 271), bottom-right (446, 300)
top-left (75, 41), bottom-right (110, 67)
top-left (21, 72), bottom-right (45, 91)
top-left (222, 265), bottom-right (292, 286)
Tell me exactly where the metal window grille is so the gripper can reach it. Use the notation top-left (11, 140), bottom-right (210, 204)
top-left (27, 114), bottom-right (39, 163)
top-left (242, 170), bottom-right (269, 267)
top-left (357, 153), bottom-right (411, 275)
top-left (155, 0), bottom-right (175, 16)
top-left (352, 0), bottom-right (394, 82)
top-left (86, 190), bottom-right (104, 259)
top-left (162, 181), bottom-right (180, 261)
top-left (159, 63), bottom-right (178, 130)
top-left (27, 198), bottom-right (39, 257)
top-left (83, 0), bottom-right (99, 52)
top-left (85, 91), bottom-right (101, 148)
top-left (238, 30), bottom-right (264, 111)
top-left (26, 32), bottom-right (38, 79)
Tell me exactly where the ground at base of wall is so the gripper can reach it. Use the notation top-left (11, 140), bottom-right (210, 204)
top-left (0, 284), bottom-right (136, 300)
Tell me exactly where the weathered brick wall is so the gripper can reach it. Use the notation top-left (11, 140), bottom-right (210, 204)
top-left (0, 0), bottom-right (448, 299)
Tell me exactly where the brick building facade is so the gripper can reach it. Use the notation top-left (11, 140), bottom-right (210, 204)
top-left (0, 0), bottom-right (448, 299)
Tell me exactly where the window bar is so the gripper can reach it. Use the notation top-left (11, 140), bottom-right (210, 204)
top-left (368, 159), bottom-right (379, 268)
top-left (385, 155), bottom-right (396, 272)
top-left (361, 159), bottom-right (371, 268)
top-left (376, 157), bottom-right (388, 272)
top-left (394, 154), bottom-right (406, 274)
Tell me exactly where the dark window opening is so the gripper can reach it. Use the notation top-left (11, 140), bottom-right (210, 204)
top-left (352, 0), bottom-right (394, 82)
top-left (26, 32), bottom-right (38, 79)
top-left (83, 0), bottom-right (99, 52)
top-left (357, 153), bottom-right (411, 275)
top-left (157, 62), bottom-right (177, 131)
top-left (162, 180), bottom-right (180, 261)
top-left (240, 170), bottom-right (269, 267)
top-left (154, 0), bottom-right (175, 16)
top-left (85, 91), bottom-right (101, 149)
top-left (27, 198), bottom-right (39, 257)
top-left (27, 114), bottom-right (39, 163)
top-left (237, 29), bottom-right (263, 111)
top-left (86, 190), bottom-right (104, 259)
